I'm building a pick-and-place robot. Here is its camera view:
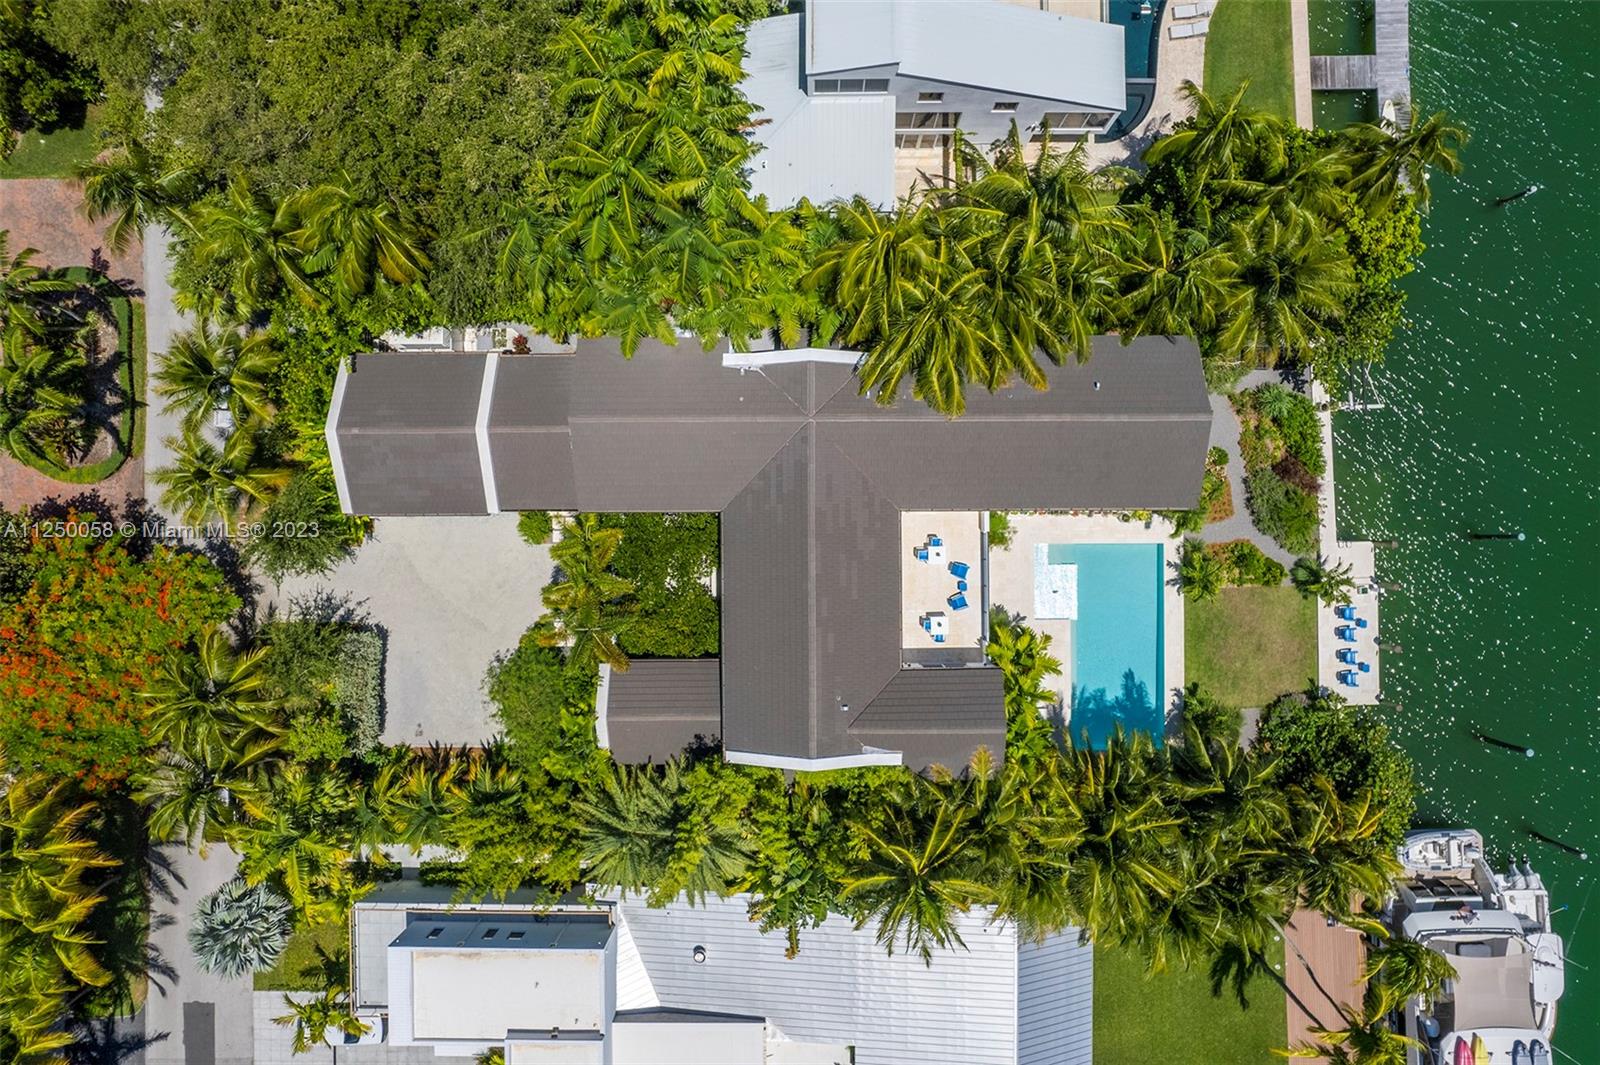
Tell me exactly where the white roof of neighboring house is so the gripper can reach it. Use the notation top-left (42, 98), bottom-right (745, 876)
top-left (741, 14), bottom-right (897, 208)
top-left (613, 893), bottom-right (1093, 1065)
top-left (807, 0), bottom-right (1126, 111)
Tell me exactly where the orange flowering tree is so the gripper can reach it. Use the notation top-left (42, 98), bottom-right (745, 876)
top-left (0, 519), bottom-right (236, 789)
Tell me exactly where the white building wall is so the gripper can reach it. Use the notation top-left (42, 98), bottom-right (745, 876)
top-left (1017, 933), bottom-right (1095, 1065)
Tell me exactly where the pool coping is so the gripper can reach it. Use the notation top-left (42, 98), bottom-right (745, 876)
top-left (988, 512), bottom-right (1186, 741)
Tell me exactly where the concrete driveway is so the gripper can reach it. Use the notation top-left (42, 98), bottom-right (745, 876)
top-left (271, 515), bottom-right (551, 747)
top-left (143, 843), bottom-right (255, 1065)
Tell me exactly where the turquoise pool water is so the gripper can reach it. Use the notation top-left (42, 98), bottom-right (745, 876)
top-left (1109, 0), bottom-right (1164, 78)
top-left (1046, 543), bottom-right (1166, 747)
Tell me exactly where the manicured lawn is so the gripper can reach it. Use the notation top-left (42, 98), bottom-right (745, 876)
top-left (1094, 940), bottom-right (1288, 1064)
top-left (1186, 584), bottom-right (1316, 707)
top-left (0, 105), bottom-right (106, 179)
top-left (1204, 0), bottom-right (1297, 121)
top-left (253, 920), bottom-right (349, 991)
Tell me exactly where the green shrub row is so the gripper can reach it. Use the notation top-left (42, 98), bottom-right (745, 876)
top-left (333, 630), bottom-right (384, 757)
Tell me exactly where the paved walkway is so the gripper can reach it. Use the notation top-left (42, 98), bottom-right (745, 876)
top-left (144, 844), bottom-right (256, 1065)
top-left (142, 224), bottom-right (191, 520)
top-left (1283, 909), bottom-right (1368, 1059)
top-left (271, 515), bottom-right (552, 748)
top-left (1197, 371), bottom-right (1299, 568)
top-left (1290, 0), bottom-right (1314, 127)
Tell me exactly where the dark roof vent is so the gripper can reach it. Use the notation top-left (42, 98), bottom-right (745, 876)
top-left (482, 927), bottom-right (499, 939)
top-left (692, 945), bottom-right (708, 964)
top-left (426, 927), bottom-right (443, 940)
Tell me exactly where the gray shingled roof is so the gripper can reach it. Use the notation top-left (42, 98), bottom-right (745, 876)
top-left (329, 335), bottom-right (1210, 768)
top-left (601, 659), bottom-right (723, 763)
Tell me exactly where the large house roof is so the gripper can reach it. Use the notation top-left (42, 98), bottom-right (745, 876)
top-left (805, 0), bottom-right (1127, 111)
top-left (327, 335), bottom-right (1210, 769)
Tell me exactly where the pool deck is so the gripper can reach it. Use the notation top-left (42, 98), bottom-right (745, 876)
top-left (1313, 381), bottom-right (1382, 705)
top-left (988, 513), bottom-right (1185, 731)
top-left (900, 512), bottom-right (985, 653)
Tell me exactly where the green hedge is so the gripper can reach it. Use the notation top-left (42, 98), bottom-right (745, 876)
top-left (333, 630), bottom-right (384, 756)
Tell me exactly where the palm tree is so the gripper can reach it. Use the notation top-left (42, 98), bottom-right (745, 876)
top-left (153, 425), bottom-right (291, 532)
top-left (0, 323), bottom-right (86, 464)
top-left (1291, 554), bottom-right (1356, 605)
top-left (1279, 1000), bottom-right (1422, 1064)
top-left (288, 176), bottom-right (431, 302)
top-left (135, 749), bottom-right (271, 856)
top-left (189, 877), bottom-right (291, 978)
top-left (536, 513), bottom-right (638, 672)
top-left (1284, 778), bottom-right (1401, 920)
top-left (1114, 211), bottom-right (1240, 340)
top-left (272, 945), bottom-right (368, 1051)
top-left (1218, 211), bottom-right (1356, 368)
top-left (75, 141), bottom-right (196, 254)
top-left (235, 764), bottom-right (357, 914)
top-left (1144, 80), bottom-right (1286, 186)
top-left (1173, 537), bottom-right (1227, 602)
top-left (1345, 110), bottom-right (1468, 213)
top-left (0, 776), bottom-right (116, 1026)
top-left (186, 177), bottom-right (322, 312)
top-left (839, 775), bottom-right (997, 964)
top-left (575, 763), bottom-right (673, 893)
top-left (1361, 936), bottom-right (1456, 1013)
top-left (154, 319), bottom-right (282, 432)
top-left (0, 231), bottom-right (73, 337)
top-left (142, 627), bottom-right (285, 758)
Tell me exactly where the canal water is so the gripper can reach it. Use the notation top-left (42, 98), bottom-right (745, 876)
top-left (1332, 0), bottom-right (1600, 1055)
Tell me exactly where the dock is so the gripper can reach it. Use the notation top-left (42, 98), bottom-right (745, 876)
top-left (1309, 0), bottom-right (1412, 123)
top-left (1312, 382), bottom-right (1382, 706)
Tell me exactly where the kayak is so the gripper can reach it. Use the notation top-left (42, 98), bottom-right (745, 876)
top-left (1512, 1041), bottom-right (1529, 1065)
top-left (1473, 1034), bottom-right (1490, 1065)
top-left (1452, 1036), bottom-right (1474, 1065)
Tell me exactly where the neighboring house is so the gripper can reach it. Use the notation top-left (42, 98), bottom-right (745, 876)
top-left (351, 880), bottom-right (1094, 1063)
top-left (325, 336), bottom-right (1211, 772)
top-left (741, 0), bottom-right (1127, 207)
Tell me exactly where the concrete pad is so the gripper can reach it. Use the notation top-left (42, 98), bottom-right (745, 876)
top-left (271, 515), bottom-right (551, 747)
top-left (901, 512), bottom-right (983, 651)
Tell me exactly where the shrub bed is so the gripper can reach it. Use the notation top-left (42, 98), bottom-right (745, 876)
top-left (1234, 386), bottom-right (1324, 555)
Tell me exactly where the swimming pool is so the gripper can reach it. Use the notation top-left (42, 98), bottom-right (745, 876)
top-left (1046, 543), bottom-right (1165, 747)
top-left (1109, 0), bottom-right (1164, 79)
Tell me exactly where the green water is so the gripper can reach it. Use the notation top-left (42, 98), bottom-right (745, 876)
top-left (1333, 1), bottom-right (1600, 1055)
top-left (1313, 89), bottom-right (1378, 129)
top-left (1308, 0), bottom-right (1375, 53)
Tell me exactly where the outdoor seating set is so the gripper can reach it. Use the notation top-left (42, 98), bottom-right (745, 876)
top-left (1333, 605), bottom-right (1372, 686)
top-left (917, 536), bottom-right (972, 643)
top-left (1168, 0), bottom-right (1213, 38)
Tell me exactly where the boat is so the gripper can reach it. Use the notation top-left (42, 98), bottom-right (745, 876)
top-left (1388, 828), bottom-right (1564, 1065)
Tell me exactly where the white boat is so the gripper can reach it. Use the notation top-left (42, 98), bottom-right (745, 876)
top-left (1388, 829), bottom-right (1564, 1065)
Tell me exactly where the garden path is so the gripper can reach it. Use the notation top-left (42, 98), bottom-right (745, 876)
top-left (1199, 370), bottom-right (1299, 568)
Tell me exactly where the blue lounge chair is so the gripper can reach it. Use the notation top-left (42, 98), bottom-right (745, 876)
top-left (956, 579), bottom-right (968, 592)
top-left (921, 616), bottom-right (932, 632)
top-left (1355, 617), bottom-right (1369, 629)
top-left (1335, 605), bottom-right (1356, 621)
top-left (1358, 661), bottom-right (1371, 673)
top-left (948, 593), bottom-right (969, 611)
top-left (949, 561), bottom-right (970, 580)
top-left (929, 535), bottom-right (943, 547)
top-left (1335, 626), bottom-right (1356, 642)
top-left (1337, 670), bottom-right (1359, 687)
top-left (915, 547), bottom-right (929, 562)
top-left (1336, 648), bottom-right (1357, 664)
top-left (933, 633), bottom-right (946, 643)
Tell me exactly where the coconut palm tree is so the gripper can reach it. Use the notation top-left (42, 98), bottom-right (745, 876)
top-left (154, 319), bottom-right (282, 432)
top-left (840, 776), bottom-right (997, 965)
top-left (1291, 553), bottom-right (1356, 605)
top-left (0, 776), bottom-right (116, 1035)
top-left (0, 231), bottom-right (73, 337)
top-left (134, 749), bottom-right (272, 856)
top-left (1115, 211), bottom-right (1241, 340)
top-left (1284, 778), bottom-right (1401, 921)
top-left (1218, 211), bottom-right (1356, 369)
top-left (186, 177), bottom-right (322, 313)
top-left (1173, 537), bottom-right (1228, 602)
top-left (1144, 80), bottom-right (1286, 187)
top-left (1361, 936), bottom-right (1456, 1014)
top-left (1344, 110), bottom-right (1468, 213)
top-left (235, 764), bottom-right (357, 914)
top-left (153, 425), bottom-right (291, 533)
top-left (288, 176), bottom-right (431, 303)
top-left (272, 945), bottom-right (368, 1051)
top-left (536, 513), bottom-right (638, 672)
top-left (1279, 1001), bottom-right (1422, 1064)
top-left (142, 628), bottom-right (285, 758)
top-left (0, 323), bottom-right (86, 464)
top-left (75, 141), bottom-right (197, 254)
top-left (854, 254), bottom-right (995, 417)
top-left (189, 877), bottom-right (291, 978)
